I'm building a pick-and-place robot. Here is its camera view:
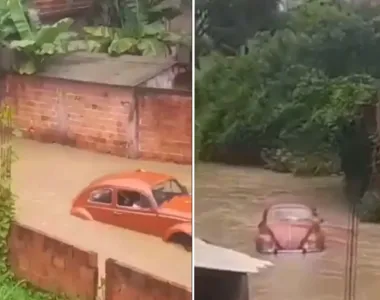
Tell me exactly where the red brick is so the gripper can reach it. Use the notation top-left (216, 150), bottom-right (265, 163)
top-left (105, 259), bottom-right (190, 300)
top-left (8, 222), bottom-right (98, 300)
top-left (33, 0), bottom-right (93, 19)
top-left (52, 256), bottom-right (66, 269)
top-left (136, 90), bottom-right (192, 164)
top-left (6, 74), bottom-right (191, 164)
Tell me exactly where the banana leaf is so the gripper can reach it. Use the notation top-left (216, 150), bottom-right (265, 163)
top-left (7, 0), bottom-right (33, 39)
top-left (137, 38), bottom-right (168, 56)
top-left (83, 26), bottom-right (124, 38)
top-left (18, 60), bottom-right (37, 74)
top-left (143, 22), bottom-right (165, 35)
top-left (108, 37), bottom-right (138, 54)
top-left (34, 18), bottom-right (74, 46)
top-left (160, 31), bottom-right (189, 46)
top-left (38, 43), bottom-right (55, 55)
top-left (7, 39), bottom-right (35, 50)
top-left (147, 6), bottom-right (181, 23)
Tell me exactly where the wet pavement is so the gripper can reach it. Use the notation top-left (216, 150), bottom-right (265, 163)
top-left (195, 163), bottom-right (380, 300)
top-left (12, 138), bottom-right (192, 289)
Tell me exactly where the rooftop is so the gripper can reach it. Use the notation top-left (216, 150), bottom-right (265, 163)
top-left (40, 52), bottom-right (177, 87)
top-left (194, 238), bottom-right (273, 274)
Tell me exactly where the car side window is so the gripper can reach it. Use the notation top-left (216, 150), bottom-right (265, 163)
top-left (157, 179), bottom-right (183, 193)
top-left (117, 190), bottom-right (151, 209)
top-left (89, 188), bottom-right (112, 205)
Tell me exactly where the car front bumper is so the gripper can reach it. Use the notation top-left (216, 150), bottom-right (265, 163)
top-left (258, 247), bottom-right (322, 254)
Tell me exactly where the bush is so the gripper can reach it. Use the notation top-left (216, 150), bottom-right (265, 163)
top-left (196, 0), bottom-right (379, 175)
top-left (357, 190), bottom-right (380, 222)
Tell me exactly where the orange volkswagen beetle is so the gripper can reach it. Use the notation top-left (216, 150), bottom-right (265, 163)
top-left (70, 169), bottom-right (192, 250)
top-left (255, 204), bottom-right (325, 254)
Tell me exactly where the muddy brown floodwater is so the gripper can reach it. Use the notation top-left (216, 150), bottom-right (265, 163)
top-left (12, 139), bottom-right (192, 291)
top-left (195, 163), bottom-right (380, 300)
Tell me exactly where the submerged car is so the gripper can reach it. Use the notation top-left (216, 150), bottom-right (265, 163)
top-left (255, 203), bottom-right (325, 254)
top-left (70, 169), bottom-right (192, 250)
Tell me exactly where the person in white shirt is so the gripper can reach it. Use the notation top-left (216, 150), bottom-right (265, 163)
top-left (132, 202), bottom-right (141, 208)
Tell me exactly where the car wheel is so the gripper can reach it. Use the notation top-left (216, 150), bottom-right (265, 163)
top-left (169, 233), bottom-right (192, 252)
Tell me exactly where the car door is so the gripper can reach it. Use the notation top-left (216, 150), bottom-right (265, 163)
top-left (152, 209), bottom-right (187, 237)
top-left (112, 189), bottom-right (159, 236)
top-left (85, 186), bottom-right (116, 225)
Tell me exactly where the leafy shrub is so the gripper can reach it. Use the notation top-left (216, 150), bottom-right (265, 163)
top-left (357, 190), bottom-right (380, 222)
top-left (196, 0), bottom-right (379, 173)
top-left (83, 24), bottom-right (186, 56)
top-left (84, 0), bottom-right (190, 56)
top-left (1, 0), bottom-right (85, 74)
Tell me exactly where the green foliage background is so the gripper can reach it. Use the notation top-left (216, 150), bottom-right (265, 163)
top-left (196, 0), bottom-right (380, 179)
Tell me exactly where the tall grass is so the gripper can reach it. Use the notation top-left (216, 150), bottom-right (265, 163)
top-left (0, 275), bottom-right (68, 300)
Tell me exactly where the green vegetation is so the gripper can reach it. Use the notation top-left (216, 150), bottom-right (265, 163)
top-left (196, 0), bottom-right (380, 219)
top-left (0, 277), bottom-right (70, 300)
top-left (0, 108), bottom-right (68, 298)
top-left (195, 0), bottom-right (280, 66)
top-left (84, 0), bottom-right (190, 56)
top-left (0, 0), bottom-right (190, 74)
top-left (196, 0), bottom-right (378, 172)
top-left (0, 106), bottom-right (13, 276)
top-left (0, 0), bottom-right (85, 74)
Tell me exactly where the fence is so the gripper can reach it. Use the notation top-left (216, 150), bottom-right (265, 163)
top-left (8, 222), bottom-right (191, 300)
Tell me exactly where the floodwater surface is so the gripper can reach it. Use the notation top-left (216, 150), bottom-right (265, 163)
top-left (12, 139), bottom-right (192, 289)
top-left (195, 163), bottom-right (380, 300)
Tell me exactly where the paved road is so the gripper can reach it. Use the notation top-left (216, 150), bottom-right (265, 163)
top-left (195, 163), bottom-right (380, 300)
top-left (12, 139), bottom-right (192, 289)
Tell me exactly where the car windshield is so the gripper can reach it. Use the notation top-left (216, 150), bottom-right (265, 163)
top-left (152, 179), bottom-right (188, 206)
top-left (268, 207), bottom-right (313, 222)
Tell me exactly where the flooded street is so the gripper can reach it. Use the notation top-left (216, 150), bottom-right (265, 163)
top-left (195, 163), bottom-right (380, 300)
top-left (12, 138), bottom-right (192, 289)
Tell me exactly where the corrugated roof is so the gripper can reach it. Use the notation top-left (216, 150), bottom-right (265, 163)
top-left (194, 238), bottom-right (273, 274)
top-left (39, 52), bottom-right (177, 87)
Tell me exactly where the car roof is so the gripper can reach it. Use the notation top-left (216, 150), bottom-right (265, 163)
top-left (268, 203), bottom-right (312, 211)
top-left (88, 170), bottom-right (174, 190)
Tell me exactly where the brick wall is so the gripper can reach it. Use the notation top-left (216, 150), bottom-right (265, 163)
top-left (5, 74), bottom-right (191, 164)
top-left (8, 222), bottom-right (98, 300)
top-left (195, 267), bottom-right (249, 300)
top-left (7, 223), bottom-right (192, 300)
top-left (105, 259), bottom-right (191, 300)
top-left (6, 74), bottom-right (137, 157)
top-left (32, 0), bottom-right (93, 19)
top-left (137, 89), bottom-right (192, 164)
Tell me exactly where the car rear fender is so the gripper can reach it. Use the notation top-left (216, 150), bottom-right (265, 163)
top-left (164, 222), bottom-right (192, 241)
top-left (70, 207), bottom-right (93, 221)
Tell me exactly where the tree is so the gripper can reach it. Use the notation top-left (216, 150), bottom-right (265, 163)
top-left (195, 0), bottom-right (380, 177)
top-left (195, 0), bottom-right (281, 58)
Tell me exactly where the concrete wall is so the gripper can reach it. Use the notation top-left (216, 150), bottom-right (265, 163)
top-left (105, 259), bottom-right (191, 300)
top-left (4, 74), bottom-right (191, 164)
top-left (8, 222), bottom-right (98, 300)
top-left (195, 267), bottom-right (249, 300)
top-left (8, 222), bottom-right (192, 300)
